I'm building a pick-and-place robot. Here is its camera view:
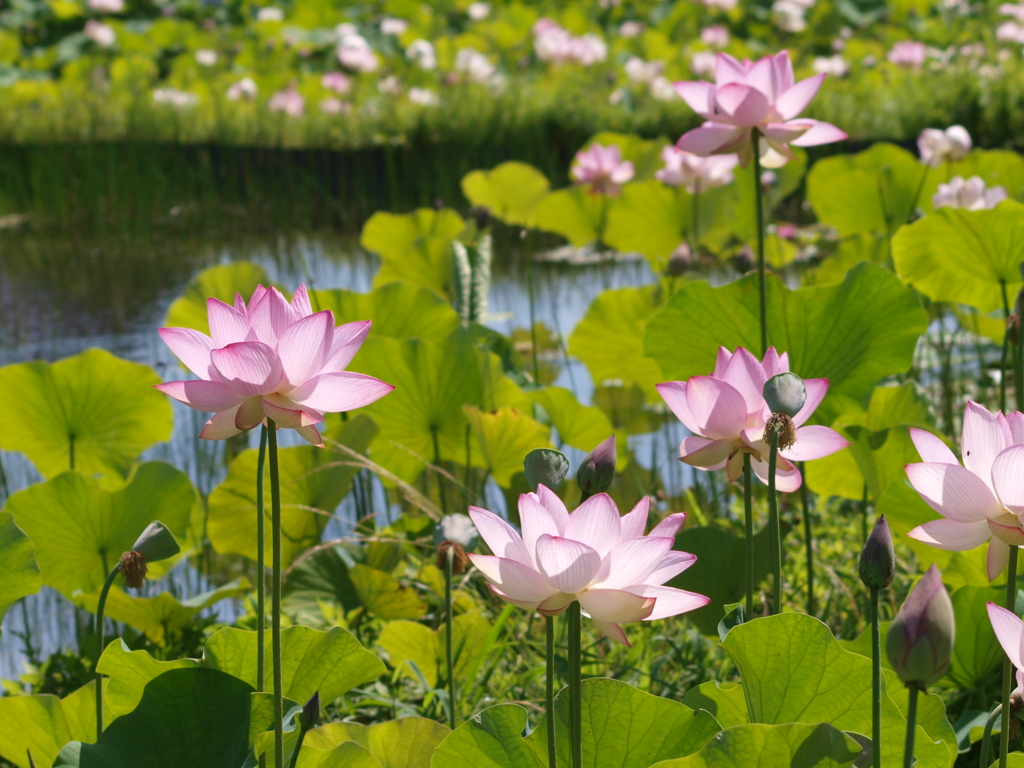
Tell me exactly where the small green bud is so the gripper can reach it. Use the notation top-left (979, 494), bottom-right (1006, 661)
top-left (299, 692), bottom-right (320, 730)
top-left (762, 372), bottom-right (807, 418)
top-left (524, 448), bottom-right (569, 492)
top-left (577, 435), bottom-right (616, 496)
top-left (859, 515), bottom-right (895, 589)
top-left (131, 521), bottom-right (180, 564)
top-left (433, 514), bottom-right (478, 550)
top-left (886, 565), bottom-right (955, 689)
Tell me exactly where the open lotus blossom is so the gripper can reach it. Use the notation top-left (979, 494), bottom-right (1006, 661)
top-left (918, 125), bottom-right (972, 166)
top-left (571, 143), bottom-right (635, 196)
top-left (656, 146), bottom-right (738, 192)
top-left (906, 402), bottom-right (1024, 581)
top-left (657, 346), bottom-right (849, 492)
top-left (987, 602), bottom-right (1024, 696)
top-left (673, 51), bottom-right (846, 168)
top-left (467, 488), bottom-right (709, 645)
top-left (932, 175), bottom-right (1007, 211)
top-left (156, 284), bottom-right (394, 447)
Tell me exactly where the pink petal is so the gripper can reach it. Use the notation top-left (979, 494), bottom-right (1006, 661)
top-left (714, 83), bottom-right (770, 127)
top-left (207, 298), bottom-right (254, 348)
top-left (288, 372), bottom-right (394, 413)
top-left (761, 347), bottom-right (785, 378)
top-left (538, 592), bottom-right (575, 615)
top-left (726, 451), bottom-right (744, 482)
top-left (277, 310), bottom-right (334, 388)
top-left (789, 120), bottom-right (847, 147)
top-left (536, 485), bottom-right (571, 535)
top-left (210, 342), bottom-right (283, 396)
top-left (907, 518), bottom-right (992, 550)
top-left (155, 380), bottom-right (244, 412)
top-left (260, 396), bottom-right (322, 430)
top-left (774, 74), bottom-right (824, 120)
top-left (792, 379), bottom-right (829, 427)
top-left (469, 554), bottom-right (556, 605)
top-left (906, 462), bottom-right (1002, 522)
top-left (247, 285), bottom-right (268, 315)
top-left (760, 122), bottom-right (811, 144)
top-left (519, 493), bottom-right (560, 567)
top-left (751, 454), bottom-right (802, 492)
top-left (989, 517), bottom-right (1024, 546)
top-left (578, 589), bottom-right (655, 623)
top-left (645, 551), bottom-right (697, 585)
top-left (626, 584), bottom-right (711, 621)
top-left (993, 445), bottom-right (1024, 516)
top-left (677, 123), bottom-right (748, 156)
top-left (714, 347), bottom-right (733, 377)
top-left (591, 620), bottom-right (630, 646)
top-left (680, 436), bottom-right (733, 469)
top-left (772, 50), bottom-right (794, 93)
top-left (295, 425), bottom-right (324, 447)
top-left (591, 536), bottom-right (676, 590)
top-left (247, 287), bottom-right (296, 347)
top-left (565, 494), bottom-right (622, 557)
top-left (468, 507), bottom-right (532, 566)
top-left (619, 497), bottom-right (650, 540)
top-left (535, 534), bottom-right (602, 594)
top-left (987, 601), bottom-right (1024, 669)
top-left (323, 320), bottom-right (372, 373)
top-left (198, 406), bottom-right (243, 440)
top-left (720, 347), bottom-right (768, 417)
top-left (988, 539), bottom-right (1011, 581)
top-left (780, 426), bottom-right (849, 462)
top-left (685, 376), bottom-right (748, 439)
top-left (233, 292), bottom-right (247, 314)
top-left (234, 397), bottom-right (265, 430)
top-left (290, 284), bottom-right (313, 318)
top-left (963, 402), bottom-right (1012, 492)
top-left (714, 52), bottom-right (749, 86)
top-left (1006, 412), bottom-right (1024, 446)
top-left (159, 328), bottom-right (214, 379)
top-left (650, 513), bottom-right (686, 539)
top-left (673, 81), bottom-right (715, 117)
top-left (657, 382), bottom-right (702, 434)
top-left (910, 428), bottom-right (958, 465)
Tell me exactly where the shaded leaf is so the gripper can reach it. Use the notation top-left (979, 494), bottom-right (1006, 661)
top-left (651, 722), bottom-right (861, 768)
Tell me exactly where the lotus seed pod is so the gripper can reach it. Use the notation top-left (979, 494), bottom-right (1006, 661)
top-left (886, 565), bottom-right (955, 689)
top-left (131, 521), bottom-right (180, 564)
top-left (577, 435), bottom-right (616, 496)
top-left (118, 550), bottom-right (147, 589)
top-left (437, 540), bottom-right (470, 574)
top-left (434, 513), bottom-right (479, 549)
top-left (763, 372), bottom-right (807, 418)
top-left (859, 514), bottom-right (895, 589)
top-left (524, 448), bottom-right (569, 492)
top-left (299, 692), bottom-right (320, 729)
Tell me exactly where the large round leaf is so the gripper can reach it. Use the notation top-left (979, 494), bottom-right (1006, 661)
top-left (163, 261), bottom-right (272, 332)
top-left (304, 717), bottom-right (450, 768)
top-left (207, 415), bottom-right (376, 565)
top-left (529, 386), bottom-right (615, 453)
top-left (0, 349), bottom-right (173, 482)
top-left (376, 612), bottom-right (490, 689)
top-left (463, 405), bottom-right (551, 487)
top-left (0, 510), bottom-right (40, 629)
top-left (531, 186), bottom-right (606, 247)
top-left (651, 723), bottom-right (861, 768)
top-left (461, 162), bottom-right (551, 226)
top-left (643, 263), bottom-right (928, 419)
top-left (0, 681), bottom-right (97, 768)
top-left (310, 283), bottom-right (460, 342)
top-left (4, 461), bottom-right (195, 599)
top-left (360, 208), bottom-right (465, 294)
top-left (892, 200), bottom-right (1024, 314)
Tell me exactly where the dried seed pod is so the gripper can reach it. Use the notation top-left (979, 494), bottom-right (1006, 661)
top-left (764, 412), bottom-right (796, 451)
top-left (118, 550), bottom-right (148, 589)
top-left (438, 540), bottom-right (470, 574)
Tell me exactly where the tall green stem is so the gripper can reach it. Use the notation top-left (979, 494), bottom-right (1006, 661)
top-left (444, 546), bottom-right (456, 730)
top-left (94, 564), bottom-right (121, 737)
top-left (546, 615), bottom-right (557, 768)
top-left (767, 427), bottom-right (782, 614)
top-left (256, 426), bottom-right (267, 695)
top-left (982, 703), bottom-right (1003, 768)
top-left (288, 727), bottom-right (308, 768)
top-left (690, 186), bottom-right (701, 249)
top-left (1001, 280), bottom-right (1011, 413)
top-left (1000, 546), bottom-right (1019, 768)
top-left (267, 418), bottom-right (284, 768)
top-left (870, 586), bottom-right (881, 768)
top-left (800, 462), bottom-right (814, 615)
top-left (526, 246), bottom-right (540, 385)
top-left (903, 685), bottom-right (918, 768)
top-left (751, 128), bottom-right (767, 356)
top-left (567, 602), bottom-right (582, 768)
top-left (743, 454), bottom-right (754, 618)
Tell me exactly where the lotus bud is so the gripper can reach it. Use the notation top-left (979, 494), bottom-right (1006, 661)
top-left (577, 435), bottom-right (616, 497)
top-left (299, 692), bottom-right (320, 730)
top-left (524, 448), bottom-right (569, 491)
top-left (119, 521), bottom-right (180, 589)
top-left (859, 514), bottom-right (895, 589)
top-left (886, 564), bottom-right (955, 689)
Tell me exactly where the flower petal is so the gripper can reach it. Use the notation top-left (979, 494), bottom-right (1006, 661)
top-left (791, 379), bottom-right (828, 426)
top-left (992, 444), bottom-right (1024, 516)
top-left (650, 513), bottom-right (686, 539)
top-left (578, 588), bottom-right (655, 623)
top-left (714, 52), bottom-right (750, 86)
top-left (719, 347), bottom-right (768, 419)
top-left (198, 406), bottom-right (243, 440)
top-left (685, 376), bottom-right (748, 439)
top-left (963, 401), bottom-right (1011, 492)
top-left (680, 437), bottom-right (733, 469)
top-left (290, 284), bottom-right (313, 318)
top-left (645, 551), bottom-right (698, 585)
top-left (987, 601), bottom-right (1024, 669)
top-left (323, 320), bottom-right (373, 373)
top-left (536, 485), bottom-right (571, 535)
top-left (591, 620), bottom-right (630, 646)
top-left (247, 287), bottom-right (296, 347)
top-left (234, 397), bottom-right (265, 430)
top-left (789, 120), bottom-right (847, 147)
top-left (780, 426), bottom-right (849, 462)
top-left (619, 497), bottom-right (650, 540)
top-left (906, 462), bottom-right (1002, 522)
top-left (1006, 411), bottom-right (1024, 446)
top-left (677, 123), bottom-right (748, 156)
top-left (907, 518), bottom-right (992, 550)
top-left (159, 327), bottom-right (215, 379)
top-left (673, 80), bottom-right (715, 117)
top-left (751, 455), bottom-right (802, 492)
top-left (210, 341), bottom-right (283, 397)
top-left (592, 536), bottom-right (676, 590)
top-left (538, 592), bottom-right (575, 615)
top-left (714, 83), bottom-right (770, 126)
top-left (207, 298), bottom-right (255, 348)
top-left (657, 381), bottom-right (701, 434)
top-left (288, 372), bottom-right (394, 413)
top-left (468, 507), bottom-right (532, 566)
top-left (774, 74), bottom-right (824, 120)
top-left (565, 493), bottom-right (622, 557)
top-left (260, 396), bottom-right (322, 430)
top-left (295, 425), bottom-right (324, 447)
top-left (155, 379), bottom-right (244, 412)
top-left (470, 554), bottom-right (556, 606)
top-left (535, 534), bottom-right (602, 594)
top-left (277, 310), bottom-right (334, 387)
top-left (910, 428), bottom-right (958, 465)
top-left (519, 493), bottom-right (560, 567)
top-left (761, 347), bottom-right (785, 378)
top-left (626, 584), bottom-right (711, 621)
top-left (988, 539), bottom-right (1011, 581)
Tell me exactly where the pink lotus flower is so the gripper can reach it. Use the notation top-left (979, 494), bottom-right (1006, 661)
top-left (987, 602), bottom-right (1024, 695)
top-left (657, 346), bottom-right (849, 492)
top-left (467, 488), bottom-right (709, 645)
top-left (156, 284), bottom-right (394, 446)
top-left (907, 402), bottom-right (1024, 580)
top-left (674, 51), bottom-right (846, 168)
top-left (571, 143), bottom-right (635, 196)
top-left (887, 41), bottom-right (926, 67)
top-left (656, 146), bottom-right (738, 193)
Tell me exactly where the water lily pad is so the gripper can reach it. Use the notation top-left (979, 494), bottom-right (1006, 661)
top-left (651, 722), bottom-right (861, 768)
top-left (376, 611), bottom-right (490, 688)
top-left (463, 405), bottom-right (551, 487)
top-left (163, 261), bottom-right (272, 332)
top-left (461, 162), bottom-right (551, 226)
top-left (0, 680), bottom-right (97, 768)
top-left (0, 511), bottom-right (40, 631)
top-left (310, 283), bottom-right (460, 342)
top-left (0, 349), bottom-right (173, 482)
top-left (304, 716), bottom-right (449, 768)
top-left (360, 208), bottom-right (465, 294)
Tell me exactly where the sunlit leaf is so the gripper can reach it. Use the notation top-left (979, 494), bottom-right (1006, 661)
top-left (349, 564), bottom-right (427, 620)
top-left (680, 682), bottom-right (747, 729)
top-left (310, 283), bottom-right (460, 342)
top-left (651, 722), bottom-right (861, 768)
top-left (360, 208), bottom-right (466, 294)
top-left (304, 717), bottom-right (449, 768)
top-left (463, 405), bottom-right (551, 487)
top-left (530, 386), bottom-right (615, 453)
top-left (0, 511), bottom-right (40, 630)
top-left (376, 612), bottom-right (490, 688)
top-left (282, 544), bottom-right (361, 623)
top-left (163, 262), bottom-right (272, 332)
top-left (97, 640), bottom-right (198, 721)
top-left (461, 162), bottom-right (551, 226)
top-left (0, 681), bottom-right (97, 768)
top-left (531, 186), bottom-right (605, 247)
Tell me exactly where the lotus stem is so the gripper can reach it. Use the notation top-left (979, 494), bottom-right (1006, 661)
top-left (981, 703), bottom-right (1002, 768)
top-left (743, 453), bottom-right (754, 618)
top-left (800, 462), bottom-right (814, 615)
top-left (567, 601), bottom-right (583, 768)
top-left (256, 425), bottom-right (267, 695)
top-left (288, 727), bottom-right (308, 768)
top-left (431, 424), bottom-right (447, 514)
top-left (691, 186), bottom-right (701, 249)
top-left (751, 128), bottom-right (767, 357)
top-left (444, 545), bottom-right (456, 730)
top-left (767, 426), bottom-right (782, 614)
top-left (903, 684), bottom-right (918, 768)
top-left (267, 417), bottom-right (284, 768)
top-left (94, 562), bottom-right (121, 737)
top-left (546, 615), bottom-right (557, 768)
top-left (861, 484), bottom-right (869, 545)
top-left (1000, 545), bottom-right (1019, 768)
top-left (870, 586), bottom-right (881, 768)
top-left (526, 244), bottom-right (541, 385)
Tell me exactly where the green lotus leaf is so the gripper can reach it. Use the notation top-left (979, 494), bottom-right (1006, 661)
top-left (680, 682), bottom-right (748, 729)
top-left (163, 261), bottom-right (272, 332)
top-left (430, 704), bottom-right (540, 768)
top-left (529, 386), bottom-right (616, 455)
top-left (0, 511), bottom-right (40, 630)
top-left (304, 717), bottom-right (449, 768)
top-left (0, 680), bottom-right (97, 768)
top-left (360, 208), bottom-right (466, 294)
top-left (97, 639), bottom-right (199, 721)
top-left (283, 544), bottom-right (361, 624)
top-left (892, 200), bottom-right (1024, 314)
top-left (4, 461), bottom-right (194, 599)
top-left (531, 186), bottom-right (606, 247)
top-left (644, 263), bottom-right (928, 421)
top-left (945, 585), bottom-right (1004, 689)
top-left (650, 722), bottom-right (861, 768)
top-left (296, 741), bottom-right (382, 767)
top-left (349, 564), bottom-right (427, 620)
top-left (463, 405), bottom-right (551, 487)
top-left (461, 162), bottom-right (551, 226)
top-left (376, 611), bottom-right (490, 688)
top-left (0, 349), bottom-right (173, 482)
top-left (207, 414), bottom-right (376, 565)
top-left (310, 283), bottom-right (460, 341)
